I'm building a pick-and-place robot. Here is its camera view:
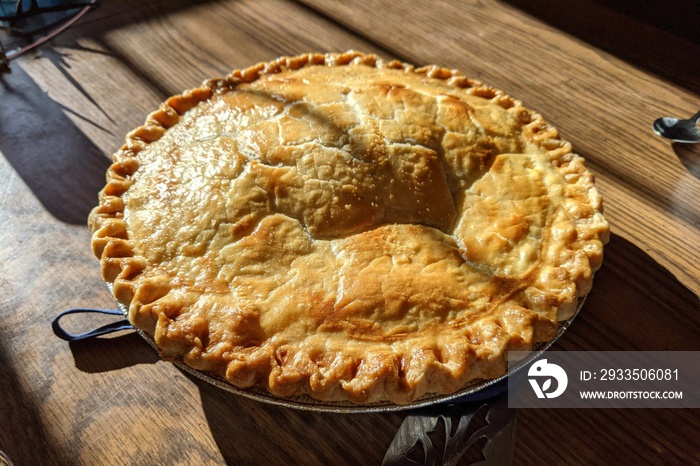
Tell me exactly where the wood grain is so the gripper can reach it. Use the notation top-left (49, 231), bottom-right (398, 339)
top-left (0, 0), bottom-right (698, 465)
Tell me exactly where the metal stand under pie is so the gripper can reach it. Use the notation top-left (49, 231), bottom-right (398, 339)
top-left (382, 394), bottom-right (517, 465)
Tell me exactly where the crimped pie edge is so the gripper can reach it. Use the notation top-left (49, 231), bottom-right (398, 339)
top-left (88, 51), bottom-right (610, 404)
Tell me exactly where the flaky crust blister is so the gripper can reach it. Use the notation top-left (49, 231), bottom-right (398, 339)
top-left (89, 51), bottom-right (609, 404)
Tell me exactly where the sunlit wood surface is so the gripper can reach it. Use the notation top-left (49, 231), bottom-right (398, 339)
top-left (1, 1), bottom-right (698, 464)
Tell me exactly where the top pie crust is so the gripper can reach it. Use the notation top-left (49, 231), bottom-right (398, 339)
top-left (88, 51), bottom-right (609, 404)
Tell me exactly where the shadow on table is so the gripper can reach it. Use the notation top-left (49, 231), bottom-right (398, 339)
top-left (503, 0), bottom-right (700, 96)
top-left (0, 65), bottom-right (111, 225)
top-left (191, 372), bottom-right (403, 466)
top-left (553, 233), bottom-right (699, 352)
top-left (673, 142), bottom-right (700, 180)
top-left (69, 332), bottom-right (159, 373)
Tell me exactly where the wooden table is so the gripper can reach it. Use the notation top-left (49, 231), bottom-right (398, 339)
top-left (1, 1), bottom-right (698, 464)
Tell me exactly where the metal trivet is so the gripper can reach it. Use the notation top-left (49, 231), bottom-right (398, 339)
top-left (383, 393), bottom-right (516, 466)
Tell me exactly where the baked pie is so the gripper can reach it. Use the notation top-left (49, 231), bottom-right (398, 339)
top-left (89, 51), bottom-right (609, 404)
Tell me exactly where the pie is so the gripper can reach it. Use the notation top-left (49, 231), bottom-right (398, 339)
top-left (88, 51), bottom-right (609, 404)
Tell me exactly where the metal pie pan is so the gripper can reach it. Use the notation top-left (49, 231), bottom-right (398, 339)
top-left (111, 284), bottom-right (584, 413)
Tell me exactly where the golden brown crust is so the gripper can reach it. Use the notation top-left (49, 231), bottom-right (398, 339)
top-left (88, 51), bottom-right (609, 404)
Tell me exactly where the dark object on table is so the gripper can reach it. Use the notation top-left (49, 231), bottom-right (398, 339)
top-left (0, 0), bottom-right (97, 65)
